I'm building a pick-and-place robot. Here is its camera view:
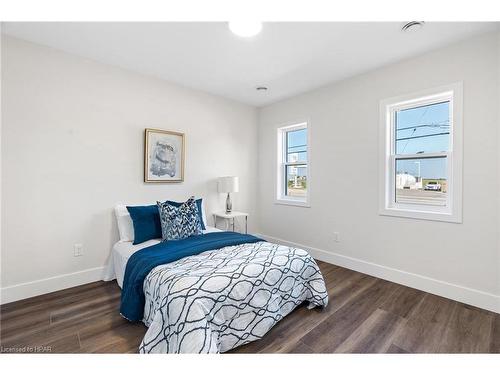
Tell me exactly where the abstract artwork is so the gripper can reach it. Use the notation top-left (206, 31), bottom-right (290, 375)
top-left (144, 128), bottom-right (185, 183)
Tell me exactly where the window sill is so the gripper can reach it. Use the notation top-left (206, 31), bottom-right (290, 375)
top-left (275, 199), bottom-right (310, 208)
top-left (379, 207), bottom-right (462, 223)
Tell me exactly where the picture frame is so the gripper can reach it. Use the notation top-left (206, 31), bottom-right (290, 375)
top-left (144, 128), bottom-right (185, 183)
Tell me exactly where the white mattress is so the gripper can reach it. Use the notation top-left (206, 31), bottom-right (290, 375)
top-left (104, 226), bottom-right (222, 288)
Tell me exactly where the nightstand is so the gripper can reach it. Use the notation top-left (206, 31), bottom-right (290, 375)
top-left (213, 211), bottom-right (249, 234)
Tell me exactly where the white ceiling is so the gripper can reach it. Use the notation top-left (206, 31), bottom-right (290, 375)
top-left (2, 22), bottom-right (498, 106)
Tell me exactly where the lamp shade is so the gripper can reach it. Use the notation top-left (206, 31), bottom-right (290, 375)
top-left (218, 176), bottom-right (239, 193)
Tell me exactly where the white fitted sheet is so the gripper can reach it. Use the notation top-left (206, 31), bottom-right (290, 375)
top-left (105, 226), bottom-right (222, 288)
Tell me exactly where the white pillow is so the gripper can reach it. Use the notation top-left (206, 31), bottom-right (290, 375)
top-left (114, 205), bottom-right (134, 242)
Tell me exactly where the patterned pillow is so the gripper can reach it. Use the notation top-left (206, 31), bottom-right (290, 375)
top-left (157, 196), bottom-right (203, 241)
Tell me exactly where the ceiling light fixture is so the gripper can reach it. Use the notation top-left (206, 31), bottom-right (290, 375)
top-left (402, 21), bottom-right (425, 32)
top-left (228, 21), bottom-right (263, 37)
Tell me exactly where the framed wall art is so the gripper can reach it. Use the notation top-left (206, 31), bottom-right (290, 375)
top-left (144, 128), bottom-right (185, 183)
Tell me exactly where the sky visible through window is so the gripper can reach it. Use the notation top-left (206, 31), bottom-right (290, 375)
top-left (395, 101), bottom-right (449, 179)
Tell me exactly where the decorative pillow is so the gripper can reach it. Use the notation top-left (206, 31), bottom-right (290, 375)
top-left (126, 205), bottom-right (163, 245)
top-left (157, 196), bottom-right (203, 241)
top-left (166, 198), bottom-right (206, 230)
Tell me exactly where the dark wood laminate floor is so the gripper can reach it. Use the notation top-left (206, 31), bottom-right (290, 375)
top-left (1, 260), bottom-right (498, 353)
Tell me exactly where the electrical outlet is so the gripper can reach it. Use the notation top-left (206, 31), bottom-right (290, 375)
top-left (74, 243), bottom-right (83, 257)
top-left (333, 232), bottom-right (340, 243)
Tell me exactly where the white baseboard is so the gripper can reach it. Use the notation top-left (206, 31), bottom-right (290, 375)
top-left (1, 266), bottom-right (106, 305)
top-left (256, 233), bottom-right (500, 314)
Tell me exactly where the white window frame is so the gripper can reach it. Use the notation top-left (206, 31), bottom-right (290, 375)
top-left (276, 121), bottom-right (310, 207)
top-left (379, 83), bottom-right (463, 223)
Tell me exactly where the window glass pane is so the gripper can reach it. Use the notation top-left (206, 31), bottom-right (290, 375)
top-left (395, 101), bottom-right (450, 155)
top-left (285, 165), bottom-right (307, 198)
top-left (286, 128), bottom-right (307, 162)
top-left (395, 157), bottom-right (447, 206)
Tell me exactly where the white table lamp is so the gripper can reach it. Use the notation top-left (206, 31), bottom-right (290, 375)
top-left (218, 176), bottom-right (239, 213)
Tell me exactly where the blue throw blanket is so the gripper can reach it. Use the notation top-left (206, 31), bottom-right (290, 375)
top-left (120, 231), bottom-right (263, 322)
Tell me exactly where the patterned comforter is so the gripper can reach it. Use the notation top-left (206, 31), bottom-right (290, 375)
top-left (139, 240), bottom-right (328, 353)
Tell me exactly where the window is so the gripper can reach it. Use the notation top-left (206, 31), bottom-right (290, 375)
top-left (379, 83), bottom-right (463, 222)
top-left (277, 122), bottom-right (309, 206)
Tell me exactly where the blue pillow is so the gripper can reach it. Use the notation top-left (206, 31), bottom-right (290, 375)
top-left (126, 205), bottom-right (162, 245)
top-left (166, 198), bottom-right (206, 230)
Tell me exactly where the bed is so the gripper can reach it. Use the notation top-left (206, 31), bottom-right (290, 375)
top-left (105, 206), bottom-right (328, 354)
